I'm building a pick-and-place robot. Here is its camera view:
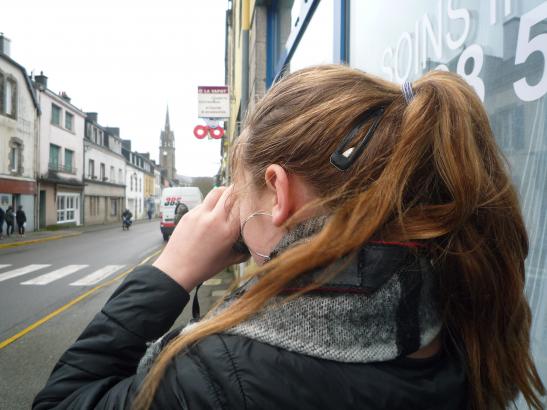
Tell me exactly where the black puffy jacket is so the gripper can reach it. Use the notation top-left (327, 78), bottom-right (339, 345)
top-left (33, 265), bottom-right (468, 409)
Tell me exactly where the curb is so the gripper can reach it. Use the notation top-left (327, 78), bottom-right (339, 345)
top-left (0, 232), bottom-right (82, 250)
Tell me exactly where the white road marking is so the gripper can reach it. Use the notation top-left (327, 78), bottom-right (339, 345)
top-left (69, 265), bottom-right (125, 286)
top-left (0, 264), bottom-right (12, 270)
top-left (0, 265), bottom-right (51, 283)
top-left (21, 265), bottom-right (89, 285)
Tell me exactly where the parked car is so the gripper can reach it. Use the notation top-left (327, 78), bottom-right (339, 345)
top-left (159, 187), bottom-right (203, 241)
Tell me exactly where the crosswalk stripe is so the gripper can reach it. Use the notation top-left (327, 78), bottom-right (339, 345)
top-left (69, 265), bottom-right (125, 286)
top-left (0, 265), bottom-right (51, 283)
top-left (0, 264), bottom-right (12, 270)
top-left (21, 265), bottom-right (89, 285)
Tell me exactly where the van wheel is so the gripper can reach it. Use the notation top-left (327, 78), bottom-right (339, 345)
top-left (163, 233), bottom-right (170, 241)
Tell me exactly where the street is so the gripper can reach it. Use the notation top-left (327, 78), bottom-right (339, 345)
top-left (0, 220), bottom-right (232, 409)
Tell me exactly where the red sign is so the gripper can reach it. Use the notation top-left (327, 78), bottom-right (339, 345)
top-left (193, 125), bottom-right (208, 139)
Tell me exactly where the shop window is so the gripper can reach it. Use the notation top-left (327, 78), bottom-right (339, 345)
top-left (110, 198), bottom-right (118, 216)
top-left (65, 112), bottom-right (74, 131)
top-left (57, 193), bottom-right (79, 223)
top-left (51, 104), bottom-right (61, 126)
top-left (345, 0), bottom-right (547, 401)
top-left (49, 144), bottom-right (60, 171)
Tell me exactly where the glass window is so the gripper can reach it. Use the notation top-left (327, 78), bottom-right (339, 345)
top-left (49, 144), bottom-right (60, 170)
top-left (88, 159), bottom-right (95, 178)
top-left (118, 169), bottom-right (123, 184)
top-left (289, 0), bottom-right (334, 72)
top-left (9, 143), bottom-right (20, 172)
top-left (110, 198), bottom-right (118, 216)
top-left (64, 149), bottom-right (74, 173)
top-left (110, 166), bottom-right (115, 182)
top-left (65, 112), bottom-right (74, 131)
top-left (3, 79), bottom-right (16, 116)
top-left (56, 193), bottom-right (79, 223)
top-left (51, 104), bottom-right (61, 126)
top-left (348, 0), bottom-right (547, 404)
top-left (100, 163), bottom-right (105, 181)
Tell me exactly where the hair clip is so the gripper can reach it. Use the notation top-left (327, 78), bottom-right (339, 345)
top-left (401, 81), bottom-right (415, 104)
top-left (330, 107), bottom-right (384, 171)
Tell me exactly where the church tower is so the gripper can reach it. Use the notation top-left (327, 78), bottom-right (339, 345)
top-left (159, 106), bottom-right (176, 182)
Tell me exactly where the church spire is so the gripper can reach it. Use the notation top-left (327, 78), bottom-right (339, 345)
top-left (165, 105), bottom-right (170, 130)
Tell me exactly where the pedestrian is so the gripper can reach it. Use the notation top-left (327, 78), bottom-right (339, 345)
top-left (4, 206), bottom-right (15, 237)
top-left (147, 207), bottom-right (153, 220)
top-left (16, 205), bottom-right (27, 237)
top-left (0, 206), bottom-right (4, 239)
top-left (173, 201), bottom-right (188, 226)
top-left (34, 66), bottom-right (545, 410)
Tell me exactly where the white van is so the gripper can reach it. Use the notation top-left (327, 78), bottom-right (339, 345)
top-left (160, 187), bottom-right (203, 240)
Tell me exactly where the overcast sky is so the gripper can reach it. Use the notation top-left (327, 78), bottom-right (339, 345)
top-left (0, 0), bottom-right (226, 177)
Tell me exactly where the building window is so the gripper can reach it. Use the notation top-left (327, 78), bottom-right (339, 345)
top-left (2, 78), bottom-right (16, 117)
top-left (65, 112), bottom-right (74, 131)
top-left (130, 175), bottom-right (134, 191)
top-left (110, 166), bottom-right (115, 182)
top-left (93, 127), bottom-right (98, 143)
top-left (118, 169), bottom-right (123, 184)
top-left (100, 163), bottom-right (106, 181)
top-left (64, 149), bottom-right (74, 173)
top-left (49, 144), bottom-right (60, 171)
top-left (56, 193), bottom-right (79, 223)
top-left (8, 140), bottom-right (21, 173)
top-left (88, 159), bottom-right (95, 178)
top-left (51, 104), bottom-right (61, 126)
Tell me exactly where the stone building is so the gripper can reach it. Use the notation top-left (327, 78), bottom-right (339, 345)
top-left (33, 72), bottom-right (85, 228)
top-left (83, 115), bottom-right (126, 225)
top-left (0, 34), bottom-right (40, 231)
top-left (159, 107), bottom-right (176, 184)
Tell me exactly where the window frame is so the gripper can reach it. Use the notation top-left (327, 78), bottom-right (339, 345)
top-left (65, 112), bottom-right (74, 131)
top-left (51, 104), bottom-right (62, 126)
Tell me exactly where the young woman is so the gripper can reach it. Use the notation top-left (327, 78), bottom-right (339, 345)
top-left (34, 66), bottom-right (544, 409)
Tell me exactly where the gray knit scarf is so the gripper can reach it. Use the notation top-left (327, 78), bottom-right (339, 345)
top-left (137, 217), bottom-right (442, 374)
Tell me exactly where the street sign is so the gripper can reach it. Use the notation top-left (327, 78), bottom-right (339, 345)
top-left (198, 86), bottom-right (229, 119)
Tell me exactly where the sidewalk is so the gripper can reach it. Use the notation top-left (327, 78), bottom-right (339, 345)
top-left (0, 218), bottom-right (159, 249)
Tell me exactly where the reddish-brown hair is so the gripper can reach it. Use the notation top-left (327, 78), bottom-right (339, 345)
top-left (135, 65), bottom-right (545, 409)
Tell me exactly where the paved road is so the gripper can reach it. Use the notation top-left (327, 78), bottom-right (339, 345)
top-left (0, 220), bottom-right (233, 410)
top-left (0, 221), bottom-right (164, 342)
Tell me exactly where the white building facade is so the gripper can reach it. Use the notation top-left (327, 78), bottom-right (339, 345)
top-left (83, 116), bottom-right (126, 225)
top-left (34, 73), bottom-right (85, 227)
top-left (0, 39), bottom-right (39, 231)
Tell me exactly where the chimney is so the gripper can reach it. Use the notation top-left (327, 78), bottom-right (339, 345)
top-left (105, 127), bottom-right (120, 138)
top-left (34, 71), bottom-right (48, 90)
top-left (0, 33), bottom-right (11, 56)
top-left (86, 112), bottom-right (98, 122)
top-left (59, 91), bottom-right (71, 103)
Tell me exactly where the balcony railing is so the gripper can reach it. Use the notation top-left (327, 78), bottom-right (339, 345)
top-left (48, 162), bottom-right (77, 175)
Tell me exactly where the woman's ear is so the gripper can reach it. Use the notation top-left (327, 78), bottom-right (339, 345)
top-left (264, 164), bottom-right (291, 227)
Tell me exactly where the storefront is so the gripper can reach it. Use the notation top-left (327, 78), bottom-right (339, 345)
top-left (268, 0), bottom-right (547, 400)
top-left (0, 178), bottom-right (36, 231)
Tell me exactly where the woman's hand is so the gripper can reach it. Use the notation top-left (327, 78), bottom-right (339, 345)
top-left (153, 186), bottom-right (249, 292)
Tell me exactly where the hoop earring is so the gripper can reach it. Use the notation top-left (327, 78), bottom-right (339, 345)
top-left (240, 211), bottom-right (273, 262)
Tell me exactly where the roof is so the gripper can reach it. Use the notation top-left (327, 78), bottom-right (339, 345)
top-left (0, 53), bottom-right (40, 114)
